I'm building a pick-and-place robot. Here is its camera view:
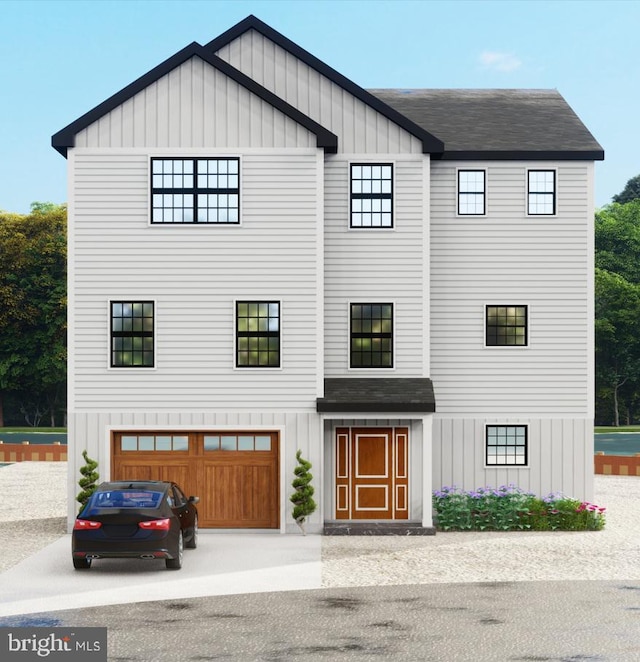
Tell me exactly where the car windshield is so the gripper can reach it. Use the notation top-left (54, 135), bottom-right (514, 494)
top-left (90, 490), bottom-right (163, 509)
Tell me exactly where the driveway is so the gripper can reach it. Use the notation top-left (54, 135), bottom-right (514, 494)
top-left (0, 533), bottom-right (321, 618)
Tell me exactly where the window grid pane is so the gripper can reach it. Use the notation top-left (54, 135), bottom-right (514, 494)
top-left (111, 301), bottom-right (154, 367)
top-left (119, 434), bottom-right (188, 451)
top-left (486, 305), bottom-right (528, 347)
top-left (528, 170), bottom-right (555, 215)
top-left (236, 301), bottom-right (280, 368)
top-left (486, 426), bottom-right (528, 466)
top-left (151, 157), bottom-right (240, 224)
top-left (203, 433), bottom-right (273, 452)
top-left (458, 170), bottom-right (486, 215)
top-left (350, 303), bottom-right (393, 368)
top-left (350, 163), bottom-right (393, 228)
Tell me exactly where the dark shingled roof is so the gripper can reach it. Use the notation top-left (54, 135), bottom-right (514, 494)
top-left (317, 378), bottom-right (436, 414)
top-left (369, 89), bottom-right (604, 160)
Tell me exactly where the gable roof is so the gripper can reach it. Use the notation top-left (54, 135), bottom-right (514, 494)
top-left (51, 41), bottom-right (338, 157)
top-left (371, 89), bottom-right (604, 160)
top-left (205, 15), bottom-right (445, 156)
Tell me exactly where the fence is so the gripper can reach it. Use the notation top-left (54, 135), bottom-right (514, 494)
top-left (594, 451), bottom-right (640, 476)
top-left (0, 441), bottom-right (67, 462)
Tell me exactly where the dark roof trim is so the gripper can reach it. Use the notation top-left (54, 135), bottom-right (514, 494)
top-left (439, 150), bottom-right (605, 161)
top-left (206, 15), bottom-right (445, 155)
top-left (317, 378), bottom-right (436, 414)
top-left (52, 42), bottom-right (338, 157)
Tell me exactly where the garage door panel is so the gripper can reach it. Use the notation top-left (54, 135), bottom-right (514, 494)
top-left (113, 431), bottom-right (279, 528)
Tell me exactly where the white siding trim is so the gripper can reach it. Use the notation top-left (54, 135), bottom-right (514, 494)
top-left (421, 415), bottom-right (433, 528)
top-left (68, 150), bottom-right (77, 410)
top-left (422, 155), bottom-right (430, 377)
top-left (315, 152), bottom-right (325, 397)
top-left (586, 162), bottom-right (595, 419)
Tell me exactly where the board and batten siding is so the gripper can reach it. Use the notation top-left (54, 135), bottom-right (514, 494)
top-left (432, 417), bottom-right (594, 502)
top-left (215, 30), bottom-right (423, 155)
top-left (323, 155), bottom-right (429, 376)
top-left (73, 56), bottom-right (316, 150)
top-left (430, 161), bottom-right (593, 415)
top-left (66, 410), bottom-right (324, 533)
top-left (68, 149), bottom-right (323, 411)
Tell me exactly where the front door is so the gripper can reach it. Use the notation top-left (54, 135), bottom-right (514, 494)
top-left (335, 427), bottom-right (408, 520)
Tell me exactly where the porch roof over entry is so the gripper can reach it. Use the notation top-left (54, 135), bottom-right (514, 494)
top-left (317, 378), bottom-right (436, 414)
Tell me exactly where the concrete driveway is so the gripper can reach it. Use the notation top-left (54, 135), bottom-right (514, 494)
top-left (0, 533), bottom-right (321, 618)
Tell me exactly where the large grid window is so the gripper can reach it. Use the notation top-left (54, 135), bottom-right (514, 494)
top-left (458, 170), bottom-right (486, 215)
top-left (110, 301), bottom-right (154, 367)
top-left (527, 170), bottom-right (556, 215)
top-left (486, 425), bottom-right (528, 466)
top-left (350, 164), bottom-right (393, 228)
top-left (350, 303), bottom-right (393, 368)
top-left (204, 434), bottom-right (273, 452)
top-left (151, 157), bottom-right (239, 224)
top-left (236, 301), bottom-right (280, 368)
top-left (486, 305), bottom-right (528, 347)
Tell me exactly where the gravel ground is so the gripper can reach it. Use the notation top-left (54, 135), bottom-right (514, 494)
top-left (1, 462), bottom-right (639, 585)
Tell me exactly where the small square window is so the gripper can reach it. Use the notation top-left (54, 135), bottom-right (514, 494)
top-left (486, 305), bottom-right (528, 347)
top-left (486, 425), bottom-right (528, 466)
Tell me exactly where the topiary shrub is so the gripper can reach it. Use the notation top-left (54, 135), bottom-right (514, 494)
top-left (290, 450), bottom-right (317, 534)
top-left (76, 450), bottom-right (99, 510)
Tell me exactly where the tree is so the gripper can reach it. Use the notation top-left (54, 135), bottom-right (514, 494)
top-left (290, 450), bottom-right (316, 534)
top-left (595, 200), bottom-right (640, 283)
top-left (76, 450), bottom-right (99, 509)
top-left (0, 203), bottom-right (67, 426)
top-left (613, 174), bottom-right (640, 205)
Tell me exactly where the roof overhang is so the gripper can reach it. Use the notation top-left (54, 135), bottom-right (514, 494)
top-left (317, 378), bottom-right (436, 414)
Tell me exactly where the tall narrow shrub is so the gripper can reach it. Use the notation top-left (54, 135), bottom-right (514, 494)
top-left (290, 450), bottom-right (316, 534)
top-left (76, 450), bottom-right (99, 510)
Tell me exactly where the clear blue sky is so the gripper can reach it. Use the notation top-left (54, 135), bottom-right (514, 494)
top-left (1, 0), bottom-right (637, 213)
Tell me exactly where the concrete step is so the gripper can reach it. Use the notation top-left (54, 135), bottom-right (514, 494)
top-left (323, 522), bottom-right (436, 536)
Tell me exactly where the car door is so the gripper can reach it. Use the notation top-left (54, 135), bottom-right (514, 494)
top-left (171, 485), bottom-right (194, 531)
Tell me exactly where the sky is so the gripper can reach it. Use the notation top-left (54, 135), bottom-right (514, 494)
top-left (1, 0), bottom-right (638, 213)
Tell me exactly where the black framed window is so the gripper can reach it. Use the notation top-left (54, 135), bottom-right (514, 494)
top-left (486, 305), bottom-right (528, 347)
top-left (111, 301), bottom-right (154, 367)
top-left (151, 157), bottom-right (239, 224)
top-left (236, 301), bottom-right (280, 368)
top-left (527, 170), bottom-right (556, 215)
top-left (486, 425), bottom-right (528, 466)
top-left (350, 164), bottom-right (393, 228)
top-left (350, 303), bottom-right (393, 368)
top-left (458, 170), bottom-right (486, 215)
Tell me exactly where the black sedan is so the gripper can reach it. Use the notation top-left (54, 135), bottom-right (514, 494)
top-left (72, 480), bottom-right (199, 570)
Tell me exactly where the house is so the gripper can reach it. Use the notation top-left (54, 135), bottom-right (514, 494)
top-left (52, 15), bottom-right (603, 533)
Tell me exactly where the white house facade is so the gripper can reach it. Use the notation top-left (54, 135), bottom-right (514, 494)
top-left (53, 16), bottom-right (603, 534)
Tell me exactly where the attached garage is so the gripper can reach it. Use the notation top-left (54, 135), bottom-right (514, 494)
top-left (112, 431), bottom-right (279, 528)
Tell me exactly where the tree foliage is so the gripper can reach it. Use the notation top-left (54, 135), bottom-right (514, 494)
top-left (0, 203), bottom-right (67, 426)
top-left (613, 174), bottom-right (640, 205)
top-left (76, 450), bottom-right (100, 509)
top-left (595, 197), bottom-right (640, 424)
top-left (290, 450), bottom-right (316, 534)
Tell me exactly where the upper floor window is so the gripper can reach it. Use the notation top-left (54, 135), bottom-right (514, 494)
top-left (485, 305), bottom-right (528, 347)
top-left (458, 170), bottom-right (486, 215)
top-left (350, 164), bottom-right (393, 228)
top-left (350, 303), bottom-right (393, 368)
top-left (111, 301), bottom-right (154, 367)
top-left (527, 170), bottom-right (556, 215)
top-left (151, 157), bottom-right (239, 224)
top-left (236, 301), bottom-right (280, 368)
top-left (486, 425), bottom-right (528, 466)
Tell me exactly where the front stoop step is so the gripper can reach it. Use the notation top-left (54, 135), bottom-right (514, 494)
top-left (323, 522), bottom-right (436, 536)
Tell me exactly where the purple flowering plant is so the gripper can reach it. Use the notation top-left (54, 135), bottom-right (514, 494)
top-left (433, 484), bottom-right (606, 532)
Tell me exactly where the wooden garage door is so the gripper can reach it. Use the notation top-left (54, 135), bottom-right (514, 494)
top-left (112, 431), bottom-right (279, 528)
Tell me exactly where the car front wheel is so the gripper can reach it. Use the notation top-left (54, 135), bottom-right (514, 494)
top-left (166, 531), bottom-right (183, 570)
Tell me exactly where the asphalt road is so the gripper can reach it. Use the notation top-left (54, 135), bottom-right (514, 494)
top-left (1, 580), bottom-right (639, 661)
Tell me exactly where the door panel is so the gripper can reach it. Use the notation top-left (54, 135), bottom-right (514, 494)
top-left (335, 427), bottom-right (409, 520)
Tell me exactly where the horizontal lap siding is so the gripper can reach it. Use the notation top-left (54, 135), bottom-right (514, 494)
top-left (74, 57), bottom-right (315, 150)
top-left (71, 151), bottom-right (321, 410)
top-left (324, 156), bottom-right (427, 375)
top-left (430, 162), bottom-right (592, 415)
top-left (215, 31), bottom-right (422, 155)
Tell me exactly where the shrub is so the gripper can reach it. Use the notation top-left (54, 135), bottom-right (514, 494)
top-left (433, 484), bottom-right (606, 532)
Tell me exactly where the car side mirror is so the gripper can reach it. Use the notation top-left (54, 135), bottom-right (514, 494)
top-left (188, 496), bottom-right (200, 504)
